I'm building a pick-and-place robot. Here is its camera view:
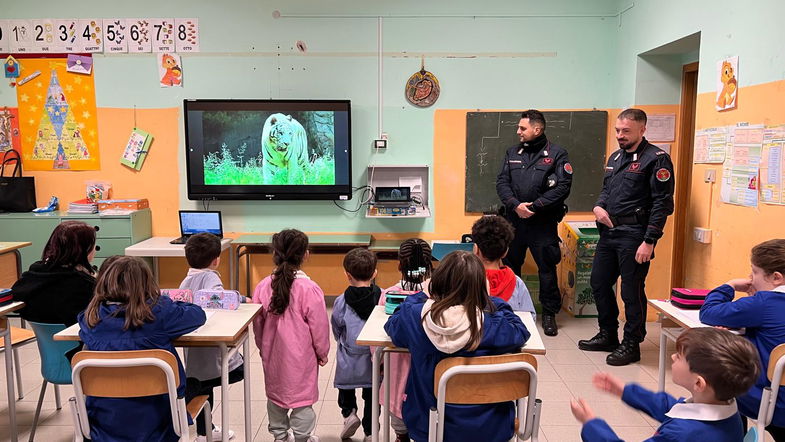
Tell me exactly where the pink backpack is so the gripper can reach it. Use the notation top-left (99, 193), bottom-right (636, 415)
top-left (670, 288), bottom-right (711, 310)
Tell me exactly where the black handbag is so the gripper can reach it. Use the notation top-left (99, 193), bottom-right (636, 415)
top-left (0, 150), bottom-right (36, 212)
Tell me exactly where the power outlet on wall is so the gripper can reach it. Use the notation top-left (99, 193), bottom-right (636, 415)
top-left (704, 169), bottom-right (717, 183)
top-left (694, 227), bottom-right (712, 244)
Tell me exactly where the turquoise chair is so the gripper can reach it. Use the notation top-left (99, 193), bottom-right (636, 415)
top-left (28, 322), bottom-right (78, 442)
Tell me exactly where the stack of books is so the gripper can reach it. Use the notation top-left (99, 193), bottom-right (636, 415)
top-left (68, 198), bottom-right (98, 214)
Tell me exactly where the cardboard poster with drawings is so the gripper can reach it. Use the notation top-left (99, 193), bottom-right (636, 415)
top-left (157, 53), bottom-right (182, 87)
top-left (716, 56), bottom-right (739, 111)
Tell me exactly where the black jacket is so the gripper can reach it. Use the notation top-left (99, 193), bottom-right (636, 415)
top-left (596, 138), bottom-right (675, 241)
top-left (496, 135), bottom-right (573, 224)
top-left (11, 261), bottom-right (96, 326)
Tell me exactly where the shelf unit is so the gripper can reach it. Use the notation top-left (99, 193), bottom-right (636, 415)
top-left (365, 165), bottom-right (431, 218)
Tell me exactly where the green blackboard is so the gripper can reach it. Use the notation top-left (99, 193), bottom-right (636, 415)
top-left (465, 111), bottom-right (608, 213)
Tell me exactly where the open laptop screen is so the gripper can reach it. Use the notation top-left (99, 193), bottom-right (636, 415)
top-left (180, 211), bottom-right (222, 236)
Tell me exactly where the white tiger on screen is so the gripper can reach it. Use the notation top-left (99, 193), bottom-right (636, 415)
top-left (261, 113), bottom-right (308, 184)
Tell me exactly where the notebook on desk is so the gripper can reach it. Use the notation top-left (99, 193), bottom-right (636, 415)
top-left (170, 210), bottom-right (223, 244)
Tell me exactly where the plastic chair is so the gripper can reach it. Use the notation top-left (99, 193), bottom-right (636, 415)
top-left (427, 353), bottom-right (542, 442)
top-left (69, 349), bottom-right (212, 442)
top-left (750, 343), bottom-right (785, 442)
top-left (27, 322), bottom-right (78, 442)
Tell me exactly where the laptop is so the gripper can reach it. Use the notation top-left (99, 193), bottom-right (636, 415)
top-left (374, 186), bottom-right (412, 207)
top-left (170, 210), bottom-right (223, 245)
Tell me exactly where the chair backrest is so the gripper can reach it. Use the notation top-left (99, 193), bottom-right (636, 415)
top-left (71, 349), bottom-right (180, 398)
top-left (434, 353), bottom-right (538, 404)
top-left (29, 321), bottom-right (78, 385)
top-left (769, 344), bottom-right (785, 386)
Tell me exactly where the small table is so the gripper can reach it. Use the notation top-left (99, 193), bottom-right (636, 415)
top-left (0, 301), bottom-right (26, 442)
top-left (0, 242), bottom-right (32, 288)
top-left (234, 234), bottom-right (372, 295)
top-left (55, 303), bottom-right (261, 442)
top-left (357, 306), bottom-right (545, 442)
top-left (125, 237), bottom-right (234, 289)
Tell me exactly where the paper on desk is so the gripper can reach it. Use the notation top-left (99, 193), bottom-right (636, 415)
top-left (399, 176), bottom-right (422, 193)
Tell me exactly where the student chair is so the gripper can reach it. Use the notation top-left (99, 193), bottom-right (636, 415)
top-left (427, 353), bottom-right (542, 442)
top-left (0, 317), bottom-right (37, 400)
top-left (752, 343), bottom-right (785, 442)
top-left (69, 349), bottom-right (212, 442)
top-left (27, 322), bottom-right (79, 442)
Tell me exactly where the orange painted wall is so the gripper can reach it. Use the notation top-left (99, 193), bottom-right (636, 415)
top-left (682, 80), bottom-right (785, 288)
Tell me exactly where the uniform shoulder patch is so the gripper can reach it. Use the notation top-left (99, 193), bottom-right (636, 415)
top-left (564, 163), bottom-right (573, 174)
top-left (542, 158), bottom-right (554, 165)
top-left (656, 151), bottom-right (666, 156)
top-left (656, 168), bottom-right (671, 182)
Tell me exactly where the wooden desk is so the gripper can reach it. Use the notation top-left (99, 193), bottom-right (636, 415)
top-left (234, 234), bottom-right (372, 295)
top-left (358, 305), bottom-right (544, 442)
top-left (0, 301), bottom-right (26, 442)
top-left (0, 242), bottom-right (31, 289)
top-left (55, 303), bottom-right (261, 442)
top-left (125, 237), bottom-right (234, 289)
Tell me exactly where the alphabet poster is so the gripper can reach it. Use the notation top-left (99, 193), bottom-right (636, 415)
top-left (15, 58), bottom-right (100, 170)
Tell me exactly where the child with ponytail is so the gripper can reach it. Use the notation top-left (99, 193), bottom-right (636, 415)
top-left (252, 229), bottom-right (330, 442)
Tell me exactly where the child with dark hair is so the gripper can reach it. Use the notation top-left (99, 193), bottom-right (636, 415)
top-left (79, 256), bottom-right (207, 441)
top-left (385, 251), bottom-right (530, 442)
top-left (332, 248), bottom-right (381, 441)
top-left (471, 215), bottom-right (536, 318)
top-left (180, 232), bottom-right (241, 441)
top-left (376, 238), bottom-right (434, 441)
top-left (252, 229), bottom-right (329, 442)
top-left (700, 238), bottom-right (785, 440)
top-left (12, 220), bottom-right (97, 326)
top-left (572, 327), bottom-right (760, 441)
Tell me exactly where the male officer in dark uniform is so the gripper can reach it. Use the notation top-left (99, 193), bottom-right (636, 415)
top-left (578, 108), bottom-right (674, 366)
top-left (496, 109), bottom-right (573, 336)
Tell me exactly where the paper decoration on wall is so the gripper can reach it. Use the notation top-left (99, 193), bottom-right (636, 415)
top-left (720, 124), bottom-right (762, 207)
top-left (103, 19), bottom-right (128, 53)
top-left (128, 19), bottom-right (152, 53)
top-left (716, 56), bottom-right (738, 111)
top-left (0, 108), bottom-right (21, 155)
top-left (158, 53), bottom-right (182, 87)
top-left (16, 58), bottom-right (100, 170)
top-left (174, 18), bottom-right (200, 52)
top-left (66, 54), bottom-right (93, 75)
top-left (120, 128), bottom-right (153, 170)
top-left (405, 58), bottom-right (440, 108)
top-left (150, 18), bottom-right (176, 52)
top-left (4, 56), bottom-right (20, 79)
top-left (761, 125), bottom-right (785, 205)
top-left (693, 127), bottom-right (728, 164)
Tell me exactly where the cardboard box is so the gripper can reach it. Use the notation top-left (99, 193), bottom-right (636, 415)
top-left (97, 199), bottom-right (149, 211)
top-left (559, 221), bottom-right (601, 317)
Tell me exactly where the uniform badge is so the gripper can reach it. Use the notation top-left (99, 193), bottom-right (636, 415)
top-left (656, 151), bottom-right (666, 156)
top-left (542, 158), bottom-right (553, 165)
top-left (656, 168), bottom-right (671, 182)
top-left (628, 162), bottom-right (641, 172)
top-left (564, 163), bottom-right (573, 174)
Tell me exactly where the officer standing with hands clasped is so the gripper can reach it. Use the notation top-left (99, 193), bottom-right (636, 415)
top-left (578, 108), bottom-right (675, 366)
top-left (496, 109), bottom-right (573, 336)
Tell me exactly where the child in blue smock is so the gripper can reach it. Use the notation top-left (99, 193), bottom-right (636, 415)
top-left (571, 327), bottom-right (760, 441)
top-left (700, 238), bottom-right (785, 440)
top-left (384, 250), bottom-right (530, 442)
top-left (78, 256), bottom-right (206, 442)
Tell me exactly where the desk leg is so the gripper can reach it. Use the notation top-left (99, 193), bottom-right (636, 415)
top-left (220, 343), bottom-right (229, 442)
top-left (228, 246), bottom-right (235, 291)
top-left (658, 315), bottom-right (667, 391)
top-left (152, 257), bottom-right (160, 282)
top-left (382, 350), bottom-right (390, 442)
top-left (3, 321), bottom-right (18, 442)
top-left (371, 347), bottom-right (383, 442)
top-left (245, 252), bottom-right (251, 297)
top-left (244, 327), bottom-right (251, 441)
top-left (14, 250), bottom-right (22, 279)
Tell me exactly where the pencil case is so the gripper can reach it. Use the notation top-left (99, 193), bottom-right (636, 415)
top-left (384, 290), bottom-right (418, 315)
top-left (670, 288), bottom-right (711, 310)
top-left (0, 289), bottom-right (13, 306)
top-left (160, 289), bottom-right (193, 303)
top-left (194, 289), bottom-right (242, 310)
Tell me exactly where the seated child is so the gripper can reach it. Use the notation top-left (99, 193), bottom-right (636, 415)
top-left (253, 229), bottom-right (330, 442)
top-left (180, 232), bottom-right (243, 441)
top-left (471, 215), bottom-right (537, 318)
top-left (571, 327), bottom-right (760, 441)
top-left (377, 238), bottom-right (434, 442)
top-left (700, 238), bottom-right (785, 440)
top-left (332, 248), bottom-right (382, 442)
top-left (78, 256), bottom-right (207, 441)
top-left (385, 250), bottom-right (530, 442)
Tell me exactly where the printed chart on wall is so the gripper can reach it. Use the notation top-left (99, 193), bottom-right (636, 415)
top-left (761, 125), bottom-right (785, 205)
top-left (693, 127), bottom-right (728, 164)
top-left (720, 124), bottom-right (762, 207)
top-left (14, 58), bottom-right (100, 170)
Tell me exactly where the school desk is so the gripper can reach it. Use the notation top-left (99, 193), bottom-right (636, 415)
top-left (124, 237), bottom-right (234, 288)
top-left (233, 234), bottom-right (372, 295)
top-left (357, 305), bottom-right (545, 442)
top-left (54, 303), bottom-right (261, 442)
top-left (0, 301), bottom-right (26, 442)
top-left (0, 242), bottom-right (31, 288)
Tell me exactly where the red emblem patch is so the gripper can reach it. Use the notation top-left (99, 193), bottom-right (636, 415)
top-left (656, 168), bottom-right (671, 182)
top-left (542, 158), bottom-right (553, 165)
top-left (564, 163), bottom-right (573, 174)
top-left (628, 162), bottom-right (641, 172)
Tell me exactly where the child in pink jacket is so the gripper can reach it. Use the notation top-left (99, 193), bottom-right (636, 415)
top-left (377, 238), bottom-right (433, 442)
top-left (253, 229), bottom-right (330, 442)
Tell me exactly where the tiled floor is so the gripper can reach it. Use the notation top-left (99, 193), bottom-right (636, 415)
top-left (0, 313), bottom-right (772, 441)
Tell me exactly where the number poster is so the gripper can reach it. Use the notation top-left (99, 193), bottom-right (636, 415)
top-left (0, 18), bottom-right (199, 53)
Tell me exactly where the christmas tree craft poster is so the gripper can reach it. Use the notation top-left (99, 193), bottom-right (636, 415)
top-left (16, 58), bottom-right (100, 170)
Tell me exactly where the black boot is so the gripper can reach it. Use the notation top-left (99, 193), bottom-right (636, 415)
top-left (578, 329), bottom-right (620, 352)
top-left (542, 314), bottom-right (558, 336)
top-left (606, 339), bottom-right (641, 366)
